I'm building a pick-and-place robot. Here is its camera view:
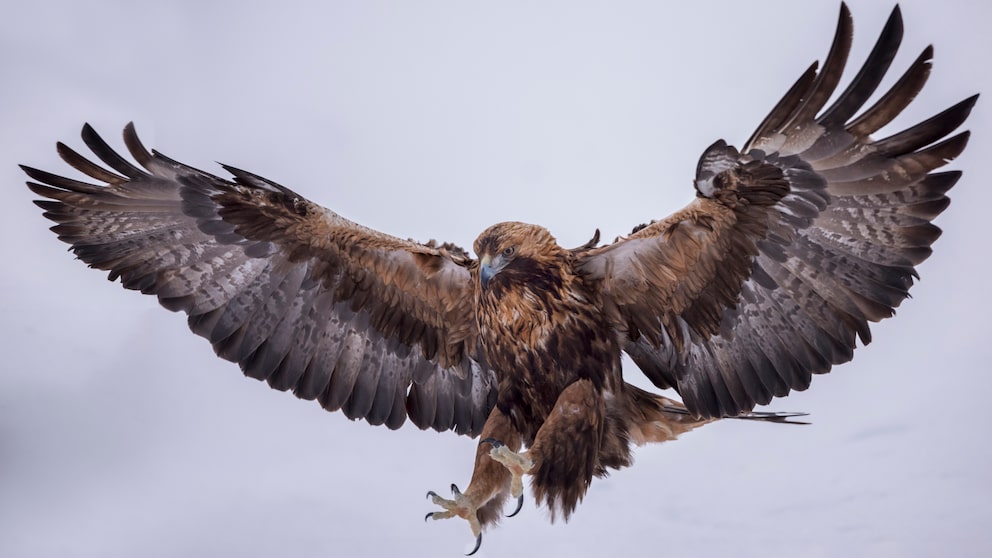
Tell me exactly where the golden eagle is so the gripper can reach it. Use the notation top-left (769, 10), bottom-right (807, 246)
top-left (23, 3), bottom-right (975, 554)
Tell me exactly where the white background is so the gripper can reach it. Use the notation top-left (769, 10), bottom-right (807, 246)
top-left (2, 1), bottom-right (990, 557)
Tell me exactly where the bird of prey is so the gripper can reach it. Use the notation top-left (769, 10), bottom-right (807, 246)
top-left (23, 3), bottom-right (975, 555)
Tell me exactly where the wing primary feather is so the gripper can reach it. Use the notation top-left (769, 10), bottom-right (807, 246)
top-left (778, 3), bottom-right (854, 133)
top-left (80, 123), bottom-right (150, 180)
top-left (122, 122), bottom-right (156, 168)
top-left (54, 141), bottom-right (127, 184)
top-left (846, 46), bottom-right (934, 138)
top-left (743, 62), bottom-right (819, 151)
top-left (818, 6), bottom-right (904, 127)
top-left (22, 164), bottom-right (107, 194)
top-left (871, 95), bottom-right (978, 156)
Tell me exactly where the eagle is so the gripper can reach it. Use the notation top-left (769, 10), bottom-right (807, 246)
top-left (23, 3), bottom-right (975, 555)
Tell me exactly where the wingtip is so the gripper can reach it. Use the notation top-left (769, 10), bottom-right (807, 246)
top-left (949, 96), bottom-right (980, 135)
top-left (122, 121), bottom-right (154, 166)
top-left (883, 3), bottom-right (905, 43)
top-left (55, 141), bottom-right (73, 159)
top-left (838, 2), bottom-right (852, 26)
top-left (890, 3), bottom-right (903, 22)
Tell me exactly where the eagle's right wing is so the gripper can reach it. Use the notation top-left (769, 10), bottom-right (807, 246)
top-left (24, 123), bottom-right (496, 436)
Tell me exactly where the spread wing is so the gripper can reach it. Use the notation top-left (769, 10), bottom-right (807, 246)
top-left (578, 5), bottom-right (976, 418)
top-left (24, 124), bottom-right (496, 436)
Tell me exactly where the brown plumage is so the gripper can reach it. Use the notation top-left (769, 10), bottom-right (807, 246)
top-left (22, 3), bottom-right (975, 553)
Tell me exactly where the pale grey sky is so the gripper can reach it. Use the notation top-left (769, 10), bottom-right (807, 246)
top-left (2, 1), bottom-right (990, 557)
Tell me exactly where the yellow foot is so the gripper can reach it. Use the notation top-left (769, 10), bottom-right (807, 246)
top-left (425, 483), bottom-right (483, 556)
top-left (482, 438), bottom-right (534, 517)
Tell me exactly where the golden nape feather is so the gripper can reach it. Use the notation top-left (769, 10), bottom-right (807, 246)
top-left (23, 3), bottom-right (974, 555)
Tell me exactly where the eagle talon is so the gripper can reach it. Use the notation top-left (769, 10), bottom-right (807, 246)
top-left (425, 483), bottom-right (484, 553)
top-left (466, 533), bottom-right (483, 556)
top-left (507, 494), bottom-right (524, 518)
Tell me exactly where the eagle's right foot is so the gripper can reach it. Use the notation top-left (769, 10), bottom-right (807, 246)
top-left (425, 484), bottom-right (483, 555)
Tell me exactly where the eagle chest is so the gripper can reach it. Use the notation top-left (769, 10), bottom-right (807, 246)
top-left (478, 286), bottom-right (620, 429)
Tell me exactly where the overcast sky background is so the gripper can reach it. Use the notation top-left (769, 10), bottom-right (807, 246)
top-left (2, 1), bottom-right (990, 557)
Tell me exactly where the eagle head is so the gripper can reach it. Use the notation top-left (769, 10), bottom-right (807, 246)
top-left (473, 222), bottom-right (562, 292)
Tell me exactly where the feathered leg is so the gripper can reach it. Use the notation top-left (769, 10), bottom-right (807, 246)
top-left (479, 379), bottom-right (606, 523)
top-left (425, 407), bottom-right (521, 555)
top-left (526, 378), bottom-right (605, 521)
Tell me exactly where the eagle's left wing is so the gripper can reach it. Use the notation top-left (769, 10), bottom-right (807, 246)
top-left (24, 124), bottom-right (496, 436)
top-left (577, 5), bottom-right (976, 418)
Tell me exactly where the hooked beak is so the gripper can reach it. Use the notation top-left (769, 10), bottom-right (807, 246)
top-left (480, 254), bottom-right (495, 290)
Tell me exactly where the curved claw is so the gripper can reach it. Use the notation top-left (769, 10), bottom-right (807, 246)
top-left (466, 532), bottom-right (483, 556)
top-left (481, 437), bottom-right (504, 449)
top-left (506, 494), bottom-right (524, 518)
top-left (426, 483), bottom-right (485, 553)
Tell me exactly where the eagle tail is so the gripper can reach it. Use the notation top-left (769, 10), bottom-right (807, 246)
top-left (728, 410), bottom-right (810, 425)
top-left (657, 401), bottom-right (811, 425)
top-left (623, 384), bottom-right (714, 445)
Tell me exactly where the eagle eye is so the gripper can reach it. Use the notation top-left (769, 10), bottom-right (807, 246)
top-left (501, 246), bottom-right (515, 258)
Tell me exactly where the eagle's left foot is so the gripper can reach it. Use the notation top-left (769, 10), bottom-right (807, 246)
top-left (425, 484), bottom-right (484, 555)
top-left (482, 438), bottom-right (534, 517)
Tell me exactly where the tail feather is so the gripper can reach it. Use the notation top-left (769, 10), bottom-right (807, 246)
top-left (624, 384), bottom-right (714, 445)
top-left (660, 403), bottom-right (811, 425)
top-left (624, 383), bottom-right (809, 449)
top-left (730, 410), bottom-right (810, 424)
